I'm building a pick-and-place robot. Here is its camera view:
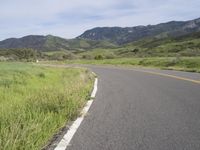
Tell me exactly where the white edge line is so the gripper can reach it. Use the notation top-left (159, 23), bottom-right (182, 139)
top-left (54, 77), bottom-right (98, 150)
top-left (91, 78), bottom-right (98, 98)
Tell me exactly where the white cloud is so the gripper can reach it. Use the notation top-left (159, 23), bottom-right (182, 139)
top-left (0, 0), bottom-right (200, 40)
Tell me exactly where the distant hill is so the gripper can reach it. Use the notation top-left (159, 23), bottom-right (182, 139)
top-left (78, 18), bottom-right (200, 45)
top-left (0, 17), bottom-right (200, 52)
top-left (0, 35), bottom-right (69, 51)
top-left (0, 35), bottom-right (116, 51)
top-left (116, 31), bottom-right (200, 57)
top-left (77, 31), bottom-right (200, 58)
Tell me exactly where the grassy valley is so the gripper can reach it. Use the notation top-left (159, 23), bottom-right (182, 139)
top-left (1, 17), bottom-right (200, 61)
top-left (0, 17), bottom-right (200, 150)
top-left (1, 31), bottom-right (200, 73)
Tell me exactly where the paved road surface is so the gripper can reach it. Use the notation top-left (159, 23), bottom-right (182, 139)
top-left (66, 66), bottom-right (200, 150)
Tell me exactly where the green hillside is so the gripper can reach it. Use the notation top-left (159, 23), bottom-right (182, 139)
top-left (78, 18), bottom-right (200, 44)
top-left (0, 17), bottom-right (200, 61)
top-left (122, 31), bottom-right (200, 57)
top-left (77, 31), bottom-right (200, 59)
top-left (0, 35), bottom-right (117, 52)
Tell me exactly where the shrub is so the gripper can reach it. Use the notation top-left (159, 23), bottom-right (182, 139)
top-left (105, 54), bottom-right (116, 59)
top-left (82, 55), bottom-right (92, 59)
top-left (94, 55), bottom-right (104, 60)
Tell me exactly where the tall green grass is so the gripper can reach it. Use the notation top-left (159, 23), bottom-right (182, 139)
top-left (0, 62), bottom-right (94, 150)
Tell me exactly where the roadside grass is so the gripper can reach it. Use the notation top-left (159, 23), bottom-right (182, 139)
top-left (61, 57), bottom-right (200, 73)
top-left (0, 62), bottom-right (94, 150)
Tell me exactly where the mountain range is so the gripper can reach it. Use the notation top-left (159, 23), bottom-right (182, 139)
top-left (0, 17), bottom-right (200, 51)
top-left (78, 18), bottom-right (200, 44)
top-left (0, 35), bottom-right (115, 51)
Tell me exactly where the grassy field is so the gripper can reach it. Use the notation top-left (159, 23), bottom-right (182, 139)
top-left (62, 57), bottom-right (200, 73)
top-left (0, 62), bottom-right (94, 150)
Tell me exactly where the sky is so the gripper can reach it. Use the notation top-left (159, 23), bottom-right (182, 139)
top-left (0, 0), bottom-right (200, 40)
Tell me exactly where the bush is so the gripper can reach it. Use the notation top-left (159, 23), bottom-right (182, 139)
top-left (82, 54), bottom-right (92, 59)
top-left (0, 56), bottom-right (8, 61)
top-left (105, 54), bottom-right (116, 59)
top-left (132, 48), bottom-right (139, 54)
top-left (63, 53), bottom-right (77, 60)
top-left (94, 55), bottom-right (104, 60)
top-left (0, 48), bottom-right (37, 61)
top-left (37, 72), bottom-right (46, 78)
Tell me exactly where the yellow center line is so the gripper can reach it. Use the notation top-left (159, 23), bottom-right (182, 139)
top-left (132, 69), bottom-right (200, 84)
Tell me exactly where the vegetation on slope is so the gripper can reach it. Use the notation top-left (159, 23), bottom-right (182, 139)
top-left (1, 30), bottom-right (200, 61)
top-left (0, 19), bottom-right (200, 61)
top-left (123, 31), bottom-right (200, 57)
top-left (0, 35), bottom-right (117, 52)
top-left (0, 48), bottom-right (38, 61)
top-left (78, 18), bottom-right (200, 44)
top-left (76, 31), bottom-right (200, 59)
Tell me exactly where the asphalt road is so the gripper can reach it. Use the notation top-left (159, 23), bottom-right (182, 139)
top-left (67, 66), bottom-right (200, 150)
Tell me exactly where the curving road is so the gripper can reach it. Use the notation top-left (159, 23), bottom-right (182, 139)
top-left (65, 66), bottom-right (200, 150)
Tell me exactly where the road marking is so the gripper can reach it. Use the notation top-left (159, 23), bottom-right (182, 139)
top-left (133, 69), bottom-right (200, 84)
top-left (54, 78), bottom-right (98, 150)
top-left (91, 78), bottom-right (98, 98)
top-left (87, 65), bottom-right (200, 84)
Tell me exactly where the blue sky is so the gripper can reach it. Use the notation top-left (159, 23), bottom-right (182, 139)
top-left (0, 0), bottom-right (200, 40)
